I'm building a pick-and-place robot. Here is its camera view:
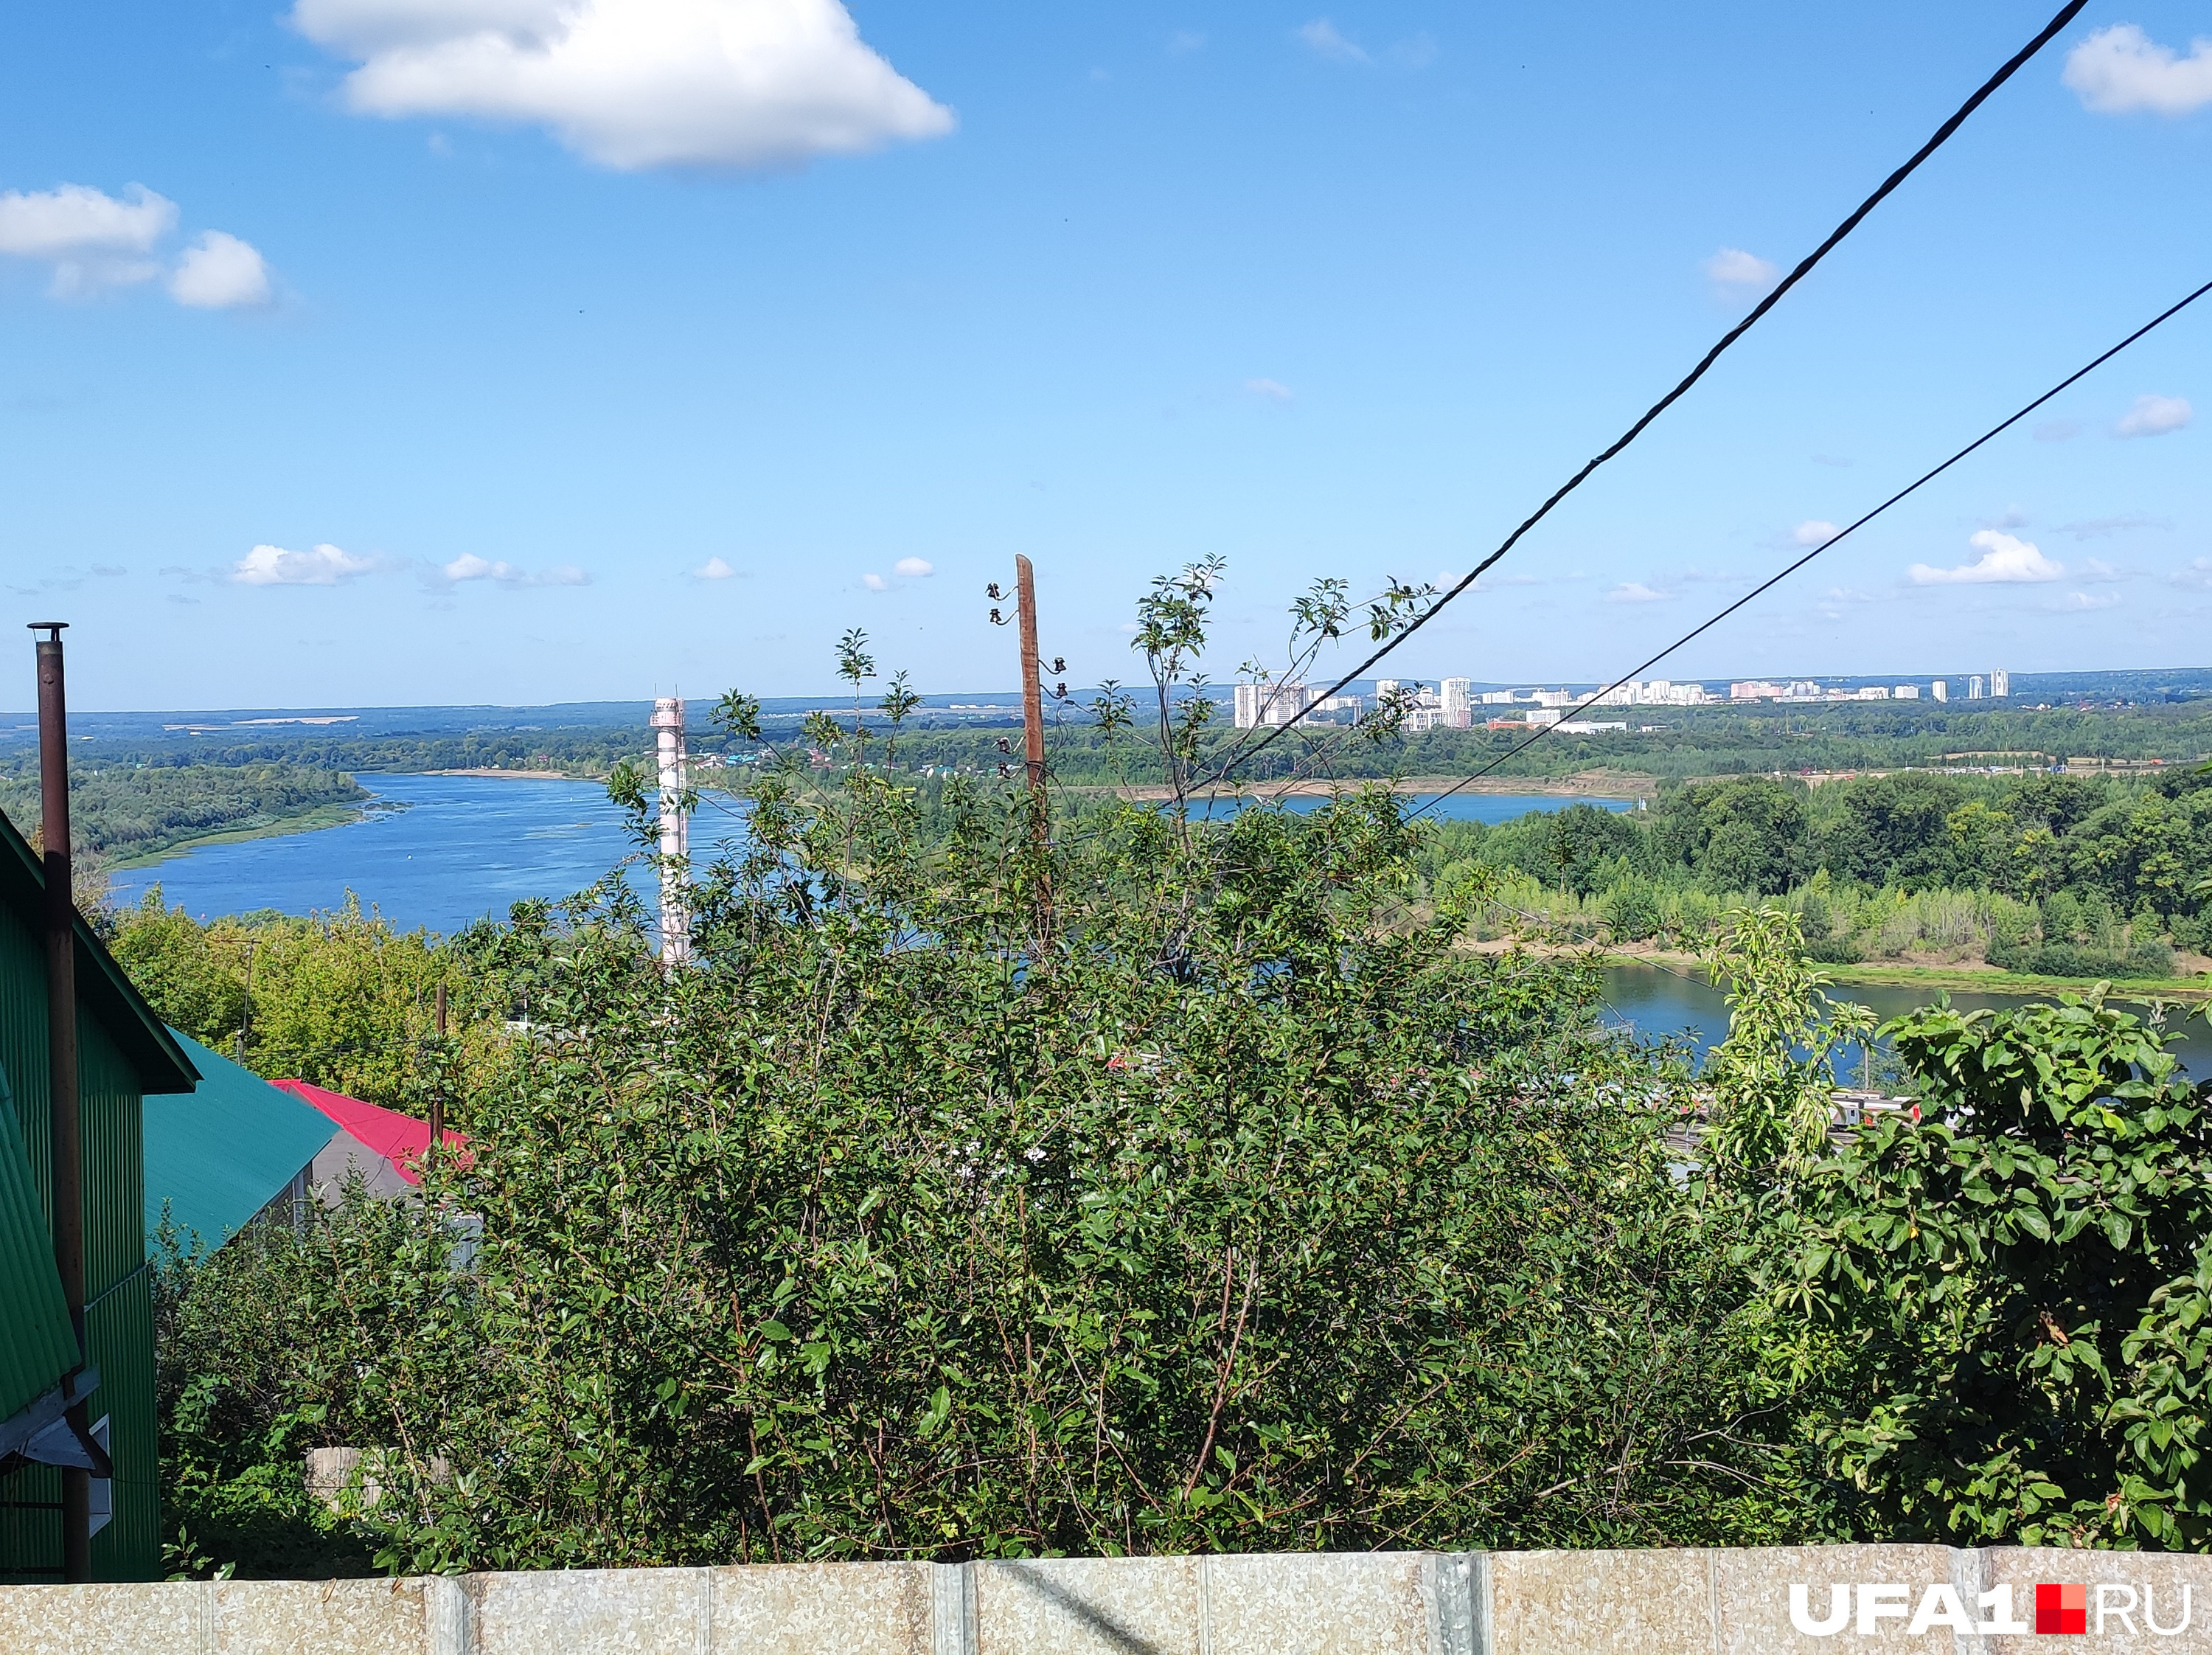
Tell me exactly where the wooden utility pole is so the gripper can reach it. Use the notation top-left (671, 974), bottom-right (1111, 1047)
top-left (1015, 555), bottom-right (1047, 810)
top-left (31, 622), bottom-right (91, 1583)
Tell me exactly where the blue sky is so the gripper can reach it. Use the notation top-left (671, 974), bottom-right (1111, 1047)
top-left (1, 2), bottom-right (2207, 709)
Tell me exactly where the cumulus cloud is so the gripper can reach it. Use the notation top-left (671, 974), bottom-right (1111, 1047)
top-left (1703, 247), bottom-right (1778, 294)
top-left (441, 552), bottom-right (589, 587)
top-left (0, 183), bottom-right (272, 305)
top-left (1792, 520), bottom-right (1839, 547)
top-left (693, 555), bottom-right (740, 579)
top-left (2063, 24), bottom-right (2212, 116)
top-left (1296, 19), bottom-right (1369, 63)
top-left (860, 572), bottom-right (888, 591)
top-left (1907, 530), bottom-right (2065, 586)
top-left (2053, 590), bottom-right (2121, 611)
top-left (1245, 377), bottom-right (1293, 402)
top-left (231, 543), bottom-right (380, 586)
top-left (893, 556), bottom-right (933, 577)
top-left (2116, 393), bottom-right (2191, 438)
top-left (169, 231), bottom-right (272, 308)
top-left (0, 182), bottom-right (175, 257)
top-left (291, 0), bottom-right (956, 171)
top-left (1607, 582), bottom-right (1670, 603)
top-left (2173, 559), bottom-right (2212, 590)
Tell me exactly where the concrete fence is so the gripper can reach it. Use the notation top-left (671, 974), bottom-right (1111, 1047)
top-left (4, 1545), bottom-right (2211, 1654)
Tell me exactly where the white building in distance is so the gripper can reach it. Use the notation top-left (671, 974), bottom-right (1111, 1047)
top-left (1233, 680), bottom-right (1324, 729)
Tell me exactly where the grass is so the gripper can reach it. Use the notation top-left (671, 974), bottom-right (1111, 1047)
top-left (108, 802), bottom-right (368, 870)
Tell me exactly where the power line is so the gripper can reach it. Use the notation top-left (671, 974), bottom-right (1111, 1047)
top-left (1405, 272), bottom-right (2212, 824)
top-left (1217, 0), bottom-right (2090, 783)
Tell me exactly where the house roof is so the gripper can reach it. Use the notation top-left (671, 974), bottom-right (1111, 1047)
top-left (0, 808), bottom-right (198, 1096)
top-left (270, 1079), bottom-right (468, 1188)
top-left (144, 1030), bottom-right (341, 1254)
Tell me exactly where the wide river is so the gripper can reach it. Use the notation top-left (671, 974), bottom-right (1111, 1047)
top-left (106, 777), bottom-right (1635, 936)
top-left (110, 777), bottom-right (2194, 1075)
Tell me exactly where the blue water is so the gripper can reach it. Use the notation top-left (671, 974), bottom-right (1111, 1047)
top-left (1601, 962), bottom-right (2212, 1082)
top-left (105, 774), bottom-right (662, 935)
top-left (104, 779), bottom-right (1628, 935)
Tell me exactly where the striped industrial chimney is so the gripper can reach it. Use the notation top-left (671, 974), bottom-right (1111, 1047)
top-left (649, 696), bottom-right (691, 965)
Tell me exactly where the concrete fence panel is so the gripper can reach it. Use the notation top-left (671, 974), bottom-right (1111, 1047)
top-left (9, 1545), bottom-right (2212, 1653)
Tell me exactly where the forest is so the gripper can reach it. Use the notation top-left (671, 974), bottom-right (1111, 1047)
top-left (0, 761), bottom-right (365, 873)
top-left (1424, 768), bottom-right (2212, 979)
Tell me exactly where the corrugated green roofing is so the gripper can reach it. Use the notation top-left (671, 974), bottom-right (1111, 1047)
top-left (0, 1058), bottom-right (79, 1424)
top-left (144, 1030), bottom-right (338, 1255)
top-left (0, 807), bottom-right (197, 1097)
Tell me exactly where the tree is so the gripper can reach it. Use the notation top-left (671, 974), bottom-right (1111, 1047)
top-left (1782, 996), bottom-right (2212, 1547)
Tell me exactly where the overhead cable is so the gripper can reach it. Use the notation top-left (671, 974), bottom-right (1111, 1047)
top-left (1404, 272), bottom-right (2212, 823)
top-left (1217, 0), bottom-right (2090, 783)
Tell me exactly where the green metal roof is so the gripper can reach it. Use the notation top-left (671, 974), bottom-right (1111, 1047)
top-left (0, 808), bottom-right (198, 1097)
top-left (0, 1059), bottom-right (79, 1424)
top-left (144, 1030), bottom-right (338, 1255)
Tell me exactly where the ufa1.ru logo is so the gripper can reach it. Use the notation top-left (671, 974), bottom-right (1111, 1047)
top-left (1789, 1581), bottom-right (2192, 1636)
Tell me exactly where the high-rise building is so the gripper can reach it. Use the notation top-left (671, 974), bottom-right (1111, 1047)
top-left (1931, 680), bottom-right (1948, 702)
top-left (1374, 679), bottom-right (1403, 707)
top-left (1968, 676), bottom-right (1985, 700)
top-left (1440, 677), bottom-right (1472, 728)
top-left (1234, 681), bottom-right (1321, 728)
top-left (1894, 684), bottom-right (1920, 699)
top-left (1990, 669), bottom-right (2010, 698)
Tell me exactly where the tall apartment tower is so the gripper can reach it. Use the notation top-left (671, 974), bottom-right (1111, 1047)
top-left (1440, 677), bottom-right (1472, 728)
top-left (1931, 679), bottom-right (1949, 702)
top-left (1234, 682), bottom-right (1263, 729)
top-left (1374, 679), bottom-right (1402, 705)
top-left (1990, 669), bottom-right (2010, 698)
top-left (1968, 676), bottom-right (1985, 701)
top-left (650, 696), bottom-right (691, 965)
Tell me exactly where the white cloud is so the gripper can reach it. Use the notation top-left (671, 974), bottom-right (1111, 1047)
top-left (1792, 519), bottom-right (1839, 547)
top-left (0, 183), bottom-right (175, 257)
top-left (291, 0), bottom-right (956, 171)
top-left (1907, 530), bottom-right (2065, 586)
top-left (1296, 19), bottom-right (1368, 63)
top-left (1607, 582), bottom-right (1670, 603)
top-left (1703, 247), bottom-right (1778, 292)
top-left (2053, 590), bottom-right (2121, 611)
top-left (693, 555), bottom-right (740, 579)
top-left (893, 556), bottom-right (933, 577)
top-left (2173, 559), bottom-right (2212, 590)
top-left (169, 231), bottom-right (272, 308)
top-left (441, 552), bottom-right (588, 586)
top-left (2063, 24), bottom-right (2212, 116)
top-left (2116, 393), bottom-right (2191, 438)
top-left (1166, 30), bottom-right (1205, 56)
top-left (0, 184), bottom-right (274, 306)
top-left (1245, 377), bottom-right (1293, 402)
top-left (231, 542), bottom-right (379, 586)
top-left (861, 572), bottom-right (888, 591)
top-left (0, 183), bottom-right (177, 296)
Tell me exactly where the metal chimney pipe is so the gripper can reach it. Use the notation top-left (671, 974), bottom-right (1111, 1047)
top-left (650, 697), bottom-right (690, 964)
top-left (29, 621), bottom-right (91, 1582)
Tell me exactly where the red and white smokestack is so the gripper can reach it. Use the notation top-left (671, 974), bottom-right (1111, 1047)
top-left (649, 696), bottom-right (691, 965)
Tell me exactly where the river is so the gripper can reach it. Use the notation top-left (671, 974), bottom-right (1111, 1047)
top-left (107, 778), bottom-right (1629, 935)
top-left (1602, 961), bottom-right (2211, 1082)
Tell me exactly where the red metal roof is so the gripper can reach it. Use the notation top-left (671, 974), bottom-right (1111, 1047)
top-left (268, 1079), bottom-right (468, 1187)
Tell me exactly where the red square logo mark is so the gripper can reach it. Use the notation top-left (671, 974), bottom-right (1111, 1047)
top-left (2036, 1583), bottom-right (2087, 1634)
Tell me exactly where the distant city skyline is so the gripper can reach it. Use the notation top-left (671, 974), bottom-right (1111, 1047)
top-left (0, 4), bottom-right (2205, 707)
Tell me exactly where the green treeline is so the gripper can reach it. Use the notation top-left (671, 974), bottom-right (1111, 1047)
top-left (1422, 768), bottom-right (2212, 978)
top-left (0, 763), bottom-right (367, 869)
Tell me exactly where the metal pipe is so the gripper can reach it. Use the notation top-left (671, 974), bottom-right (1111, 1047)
top-left (428, 984), bottom-right (446, 1156)
top-left (29, 621), bottom-right (90, 1582)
